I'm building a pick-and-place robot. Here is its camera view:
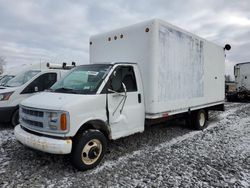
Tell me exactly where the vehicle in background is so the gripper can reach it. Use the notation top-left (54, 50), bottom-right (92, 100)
top-left (0, 62), bottom-right (75, 126)
top-left (234, 62), bottom-right (250, 100)
top-left (0, 75), bottom-right (15, 86)
top-left (0, 64), bottom-right (45, 87)
top-left (227, 62), bottom-right (250, 101)
top-left (14, 19), bottom-right (230, 171)
top-left (0, 68), bottom-right (22, 87)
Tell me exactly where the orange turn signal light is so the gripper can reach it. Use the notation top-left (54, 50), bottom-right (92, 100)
top-left (60, 113), bottom-right (67, 131)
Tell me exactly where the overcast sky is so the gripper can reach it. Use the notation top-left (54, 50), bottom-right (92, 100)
top-left (0, 0), bottom-right (250, 77)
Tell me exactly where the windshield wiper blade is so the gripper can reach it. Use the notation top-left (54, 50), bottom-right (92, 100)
top-left (53, 87), bottom-right (77, 93)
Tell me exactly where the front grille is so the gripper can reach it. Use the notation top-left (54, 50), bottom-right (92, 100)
top-left (20, 106), bottom-right (66, 134)
top-left (22, 108), bottom-right (44, 117)
top-left (22, 118), bottom-right (43, 128)
top-left (20, 106), bottom-right (45, 129)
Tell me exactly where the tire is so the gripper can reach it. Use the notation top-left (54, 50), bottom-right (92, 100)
top-left (192, 109), bottom-right (207, 130)
top-left (11, 109), bottom-right (19, 127)
top-left (71, 129), bottom-right (107, 171)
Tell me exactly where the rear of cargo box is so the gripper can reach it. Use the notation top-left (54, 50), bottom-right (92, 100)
top-left (90, 19), bottom-right (225, 117)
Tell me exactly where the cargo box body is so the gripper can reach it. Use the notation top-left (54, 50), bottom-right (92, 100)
top-left (90, 19), bottom-right (225, 117)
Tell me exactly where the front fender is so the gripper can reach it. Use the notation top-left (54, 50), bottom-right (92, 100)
top-left (76, 118), bottom-right (111, 139)
top-left (63, 94), bottom-right (108, 137)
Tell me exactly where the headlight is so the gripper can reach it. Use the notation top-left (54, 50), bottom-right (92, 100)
top-left (0, 92), bottom-right (14, 101)
top-left (47, 111), bottom-right (69, 132)
top-left (49, 112), bottom-right (59, 123)
top-left (48, 112), bottom-right (59, 130)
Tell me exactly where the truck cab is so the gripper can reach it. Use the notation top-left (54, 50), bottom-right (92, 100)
top-left (0, 63), bottom-right (73, 126)
top-left (15, 62), bottom-right (144, 170)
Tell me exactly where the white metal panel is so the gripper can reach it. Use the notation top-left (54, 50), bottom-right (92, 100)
top-left (157, 25), bottom-right (204, 101)
top-left (90, 19), bottom-right (225, 117)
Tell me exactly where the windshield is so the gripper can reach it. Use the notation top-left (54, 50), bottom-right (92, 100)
top-left (6, 70), bottom-right (40, 87)
top-left (0, 75), bottom-right (15, 86)
top-left (51, 64), bottom-right (112, 94)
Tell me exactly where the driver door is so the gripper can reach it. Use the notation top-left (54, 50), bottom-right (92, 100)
top-left (107, 65), bottom-right (144, 139)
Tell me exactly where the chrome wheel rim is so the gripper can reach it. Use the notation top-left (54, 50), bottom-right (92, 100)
top-left (81, 139), bottom-right (102, 165)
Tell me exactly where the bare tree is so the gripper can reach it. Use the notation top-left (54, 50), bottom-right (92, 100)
top-left (0, 56), bottom-right (6, 74)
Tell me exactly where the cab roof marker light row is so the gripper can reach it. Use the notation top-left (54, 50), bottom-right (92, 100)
top-left (89, 33), bottom-right (125, 44)
top-left (93, 27), bottom-right (149, 44)
top-left (46, 62), bottom-right (76, 70)
top-left (104, 27), bottom-right (149, 43)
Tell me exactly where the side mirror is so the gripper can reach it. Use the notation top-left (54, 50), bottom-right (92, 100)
top-left (34, 86), bottom-right (39, 92)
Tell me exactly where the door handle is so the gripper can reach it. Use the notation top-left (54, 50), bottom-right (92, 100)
top-left (138, 93), bottom-right (141, 103)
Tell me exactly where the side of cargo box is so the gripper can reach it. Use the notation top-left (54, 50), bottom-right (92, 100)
top-left (89, 19), bottom-right (225, 120)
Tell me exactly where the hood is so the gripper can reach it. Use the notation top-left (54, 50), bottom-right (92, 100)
top-left (21, 91), bottom-right (97, 111)
top-left (0, 86), bottom-right (18, 93)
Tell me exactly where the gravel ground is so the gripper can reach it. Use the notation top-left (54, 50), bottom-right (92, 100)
top-left (0, 102), bottom-right (249, 187)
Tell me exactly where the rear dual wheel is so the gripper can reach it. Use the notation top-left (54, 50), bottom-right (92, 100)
top-left (191, 109), bottom-right (208, 130)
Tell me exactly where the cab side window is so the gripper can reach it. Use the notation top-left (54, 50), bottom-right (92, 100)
top-left (22, 73), bottom-right (57, 94)
top-left (109, 66), bottom-right (137, 92)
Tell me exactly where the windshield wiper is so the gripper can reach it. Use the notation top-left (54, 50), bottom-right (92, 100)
top-left (4, 85), bottom-right (14, 87)
top-left (53, 87), bottom-right (77, 94)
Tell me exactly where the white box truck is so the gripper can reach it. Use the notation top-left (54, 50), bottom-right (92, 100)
top-left (227, 62), bottom-right (250, 101)
top-left (14, 19), bottom-right (230, 171)
top-left (234, 62), bottom-right (250, 100)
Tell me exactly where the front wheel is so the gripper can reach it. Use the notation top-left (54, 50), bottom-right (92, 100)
top-left (71, 130), bottom-right (107, 171)
top-left (192, 109), bottom-right (208, 130)
top-left (11, 109), bottom-right (19, 127)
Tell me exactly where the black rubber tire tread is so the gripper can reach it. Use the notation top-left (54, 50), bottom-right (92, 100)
top-left (11, 109), bottom-right (19, 127)
top-left (71, 129), bottom-right (107, 171)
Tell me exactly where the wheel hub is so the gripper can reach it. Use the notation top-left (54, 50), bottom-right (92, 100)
top-left (88, 147), bottom-right (100, 159)
top-left (81, 139), bottom-right (102, 165)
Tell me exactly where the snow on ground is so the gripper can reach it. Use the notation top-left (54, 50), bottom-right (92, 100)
top-left (0, 102), bottom-right (249, 187)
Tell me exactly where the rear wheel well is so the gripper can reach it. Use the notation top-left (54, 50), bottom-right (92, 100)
top-left (189, 108), bottom-right (208, 120)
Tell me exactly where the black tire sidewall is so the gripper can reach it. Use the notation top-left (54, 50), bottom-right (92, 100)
top-left (71, 130), bottom-right (107, 171)
top-left (11, 109), bottom-right (19, 127)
